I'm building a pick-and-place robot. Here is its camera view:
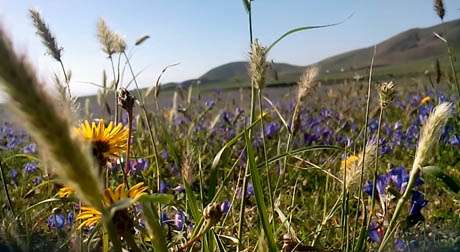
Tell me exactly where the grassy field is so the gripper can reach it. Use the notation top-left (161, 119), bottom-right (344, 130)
top-left (0, 2), bottom-right (460, 252)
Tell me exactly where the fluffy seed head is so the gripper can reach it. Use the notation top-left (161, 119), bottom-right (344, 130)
top-left (297, 67), bottom-right (319, 102)
top-left (413, 102), bottom-right (452, 171)
top-left (29, 9), bottom-right (62, 61)
top-left (378, 81), bottom-right (396, 108)
top-left (97, 18), bottom-right (116, 57)
top-left (0, 27), bottom-right (103, 209)
top-left (249, 40), bottom-right (267, 90)
top-left (434, 0), bottom-right (446, 21)
top-left (343, 141), bottom-right (378, 189)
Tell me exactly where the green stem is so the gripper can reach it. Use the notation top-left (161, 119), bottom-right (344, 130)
top-left (0, 159), bottom-right (14, 215)
top-left (257, 89), bottom-right (274, 228)
top-left (369, 107), bottom-right (384, 221)
top-left (378, 167), bottom-right (420, 251)
top-left (122, 108), bottom-right (133, 189)
top-left (58, 59), bottom-right (70, 98)
top-left (122, 52), bottom-right (161, 202)
top-left (237, 84), bottom-right (256, 251)
top-left (353, 45), bottom-right (376, 248)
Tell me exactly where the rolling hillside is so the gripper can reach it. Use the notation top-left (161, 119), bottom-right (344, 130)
top-left (183, 18), bottom-right (460, 88)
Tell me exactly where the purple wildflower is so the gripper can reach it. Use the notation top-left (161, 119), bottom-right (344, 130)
top-left (23, 143), bottom-right (37, 154)
top-left (32, 176), bottom-right (42, 185)
top-left (264, 122), bottom-right (280, 139)
top-left (220, 200), bottom-right (231, 214)
top-left (159, 181), bottom-right (169, 193)
top-left (48, 213), bottom-right (65, 229)
top-left (174, 211), bottom-right (185, 230)
top-left (409, 191), bottom-right (427, 218)
top-left (23, 162), bottom-right (38, 173)
top-left (394, 239), bottom-right (407, 251)
top-left (368, 221), bottom-right (383, 243)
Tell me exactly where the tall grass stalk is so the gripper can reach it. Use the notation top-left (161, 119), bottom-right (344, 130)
top-left (237, 1), bottom-right (255, 249)
top-left (0, 27), bottom-right (103, 210)
top-left (257, 81), bottom-right (275, 230)
top-left (121, 52), bottom-right (162, 197)
top-left (378, 102), bottom-right (452, 251)
top-left (353, 45), bottom-right (377, 250)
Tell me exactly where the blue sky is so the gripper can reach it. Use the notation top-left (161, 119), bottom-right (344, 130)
top-left (0, 0), bottom-right (459, 96)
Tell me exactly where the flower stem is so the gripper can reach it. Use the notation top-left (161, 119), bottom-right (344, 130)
top-left (123, 109), bottom-right (133, 189)
top-left (0, 159), bottom-right (14, 215)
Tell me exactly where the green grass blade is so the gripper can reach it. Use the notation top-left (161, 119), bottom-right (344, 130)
top-left (244, 129), bottom-right (277, 252)
top-left (266, 13), bottom-right (353, 53)
top-left (211, 116), bottom-right (264, 170)
top-left (139, 199), bottom-right (168, 252)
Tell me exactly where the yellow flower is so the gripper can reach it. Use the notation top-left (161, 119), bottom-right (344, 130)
top-left (76, 182), bottom-right (148, 229)
top-left (420, 96), bottom-right (431, 105)
top-left (341, 155), bottom-right (359, 171)
top-left (57, 186), bottom-right (75, 198)
top-left (75, 120), bottom-right (128, 164)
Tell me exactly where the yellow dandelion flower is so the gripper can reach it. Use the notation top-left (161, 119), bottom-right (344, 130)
top-left (57, 186), bottom-right (75, 198)
top-left (75, 119), bottom-right (129, 164)
top-left (341, 155), bottom-right (359, 171)
top-left (420, 96), bottom-right (431, 105)
top-left (76, 182), bottom-right (148, 229)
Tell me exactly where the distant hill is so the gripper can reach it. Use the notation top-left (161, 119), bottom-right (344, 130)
top-left (199, 61), bottom-right (304, 83)
top-left (316, 18), bottom-right (460, 76)
top-left (187, 18), bottom-right (460, 87)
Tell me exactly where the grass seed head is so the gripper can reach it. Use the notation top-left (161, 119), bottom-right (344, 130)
top-left (29, 9), bottom-right (62, 61)
top-left (0, 27), bottom-right (103, 209)
top-left (434, 0), bottom-right (446, 21)
top-left (343, 140), bottom-right (378, 189)
top-left (413, 102), bottom-right (452, 171)
top-left (249, 39), bottom-right (267, 90)
top-left (378, 81), bottom-right (396, 108)
top-left (97, 18), bottom-right (117, 57)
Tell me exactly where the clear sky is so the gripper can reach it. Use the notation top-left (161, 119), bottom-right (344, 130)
top-left (0, 0), bottom-right (459, 96)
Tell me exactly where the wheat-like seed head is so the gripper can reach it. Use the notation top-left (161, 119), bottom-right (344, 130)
top-left (434, 0), bottom-right (446, 21)
top-left (29, 9), bottom-right (62, 61)
top-left (297, 67), bottom-right (319, 102)
top-left (0, 27), bottom-right (103, 210)
top-left (181, 154), bottom-right (193, 185)
top-left (378, 81), bottom-right (396, 108)
top-left (413, 102), bottom-right (452, 172)
top-left (343, 141), bottom-right (378, 189)
top-left (249, 40), bottom-right (267, 90)
top-left (290, 67), bottom-right (319, 134)
top-left (113, 32), bottom-right (127, 53)
top-left (97, 18), bottom-right (116, 57)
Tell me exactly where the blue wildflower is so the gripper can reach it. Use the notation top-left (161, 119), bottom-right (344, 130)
top-left (32, 176), bottom-right (42, 185)
top-left (48, 213), bottom-right (65, 230)
top-left (204, 99), bottom-right (215, 109)
top-left (389, 166), bottom-right (409, 192)
top-left (67, 211), bottom-right (74, 225)
top-left (161, 150), bottom-right (169, 160)
top-left (264, 122), bottom-right (280, 139)
top-left (159, 181), bottom-right (169, 193)
top-left (23, 162), bottom-right (38, 173)
top-left (220, 200), bottom-right (231, 214)
top-left (394, 239), bottom-right (407, 251)
top-left (174, 211), bottom-right (185, 230)
top-left (409, 191), bottom-right (427, 218)
top-left (9, 169), bottom-right (18, 185)
top-left (368, 221), bottom-right (383, 243)
top-left (23, 143), bottom-right (37, 154)
top-left (449, 135), bottom-right (460, 145)
top-left (128, 159), bottom-right (149, 175)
